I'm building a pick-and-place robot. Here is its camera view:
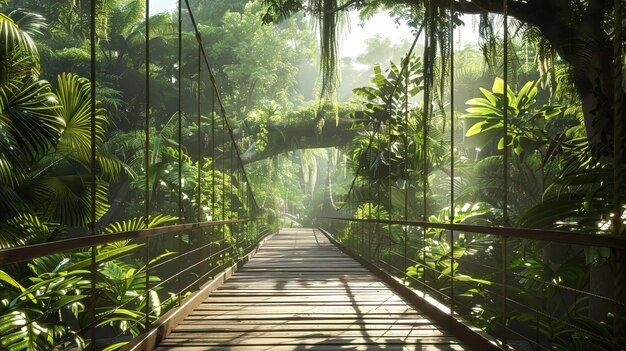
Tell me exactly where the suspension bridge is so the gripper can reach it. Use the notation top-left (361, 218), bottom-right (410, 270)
top-left (0, 0), bottom-right (625, 350)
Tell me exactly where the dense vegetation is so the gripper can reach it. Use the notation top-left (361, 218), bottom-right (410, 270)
top-left (0, 0), bottom-right (623, 350)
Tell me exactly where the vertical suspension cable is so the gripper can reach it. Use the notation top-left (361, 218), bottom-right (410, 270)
top-left (239, 164), bottom-right (243, 248)
top-left (176, 0), bottom-right (183, 306)
top-left (89, 0), bottom-right (97, 348)
top-left (613, 0), bottom-right (624, 237)
top-left (230, 137), bottom-right (234, 222)
top-left (387, 61), bottom-right (393, 264)
top-left (403, 52), bottom-right (409, 282)
top-left (178, 1), bottom-right (183, 224)
top-left (422, 1), bottom-right (432, 287)
top-left (222, 104), bottom-right (226, 223)
top-left (612, 0), bottom-right (624, 345)
top-left (210, 87), bottom-right (216, 265)
top-left (502, 0), bottom-right (510, 347)
top-left (502, 1), bottom-right (510, 225)
top-left (449, 0), bottom-right (455, 315)
top-left (196, 40), bottom-right (206, 278)
top-left (220, 94), bottom-right (227, 263)
top-left (359, 175), bottom-right (363, 252)
top-left (197, 43), bottom-right (202, 223)
top-left (144, 0), bottom-right (151, 329)
top-left (212, 90), bottom-right (216, 216)
top-left (367, 149), bottom-right (371, 257)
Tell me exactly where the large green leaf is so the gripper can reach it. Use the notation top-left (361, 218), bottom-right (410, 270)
top-left (29, 174), bottom-right (109, 226)
top-left (103, 214), bottom-right (178, 234)
top-left (63, 244), bottom-right (142, 272)
top-left (55, 72), bottom-right (106, 161)
top-left (0, 79), bottom-right (64, 186)
top-left (0, 11), bottom-right (40, 80)
top-left (0, 213), bottom-right (53, 249)
top-left (462, 78), bottom-right (563, 159)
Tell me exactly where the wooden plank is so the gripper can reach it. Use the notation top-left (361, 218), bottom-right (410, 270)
top-left (167, 329), bottom-right (451, 338)
top-left (195, 305), bottom-right (413, 311)
top-left (211, 286), bottom-right (395, 291)
top-left (215, 284), bottom-right (389, 287)
top-left (179, 316), bottom-right (433, 325)
top-left (158, 336), bottom-right (462, 346)
top-left (200, 295), bottom-right (403, 302)
top-left (182, 315), bottom-right (432, 322)
top-left (171, 323), bottom-right (443, 332)
top-left (205, 292), bottom-right (406, 297)
top-left (155, 345), bottom-right (470, 351)
top-left (155, 229), bottom-right (471, 351)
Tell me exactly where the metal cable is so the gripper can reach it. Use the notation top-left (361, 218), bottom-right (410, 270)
top-left (88, 0), bottom-right (97, 347)
top-left (143, 0), bottom-right (151, 330)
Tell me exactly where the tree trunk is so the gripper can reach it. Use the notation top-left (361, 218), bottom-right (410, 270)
top-left (408, 0), bottom-right (625, 161)
top-left (521, 0), bottom-right (624, 162)
top-left (493, 0), bottom-right (624, 160)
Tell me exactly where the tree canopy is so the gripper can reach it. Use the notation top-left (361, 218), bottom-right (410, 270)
top-left (262, 0), bottom-right (625, 161)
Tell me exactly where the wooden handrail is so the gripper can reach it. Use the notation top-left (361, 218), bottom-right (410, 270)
top-left (319, 217), bottom-right (626, 250)
top-left (0, 219), bottom-right (253, 265)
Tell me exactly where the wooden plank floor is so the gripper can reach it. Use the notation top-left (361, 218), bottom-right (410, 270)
top-left (156, 228), bottom-right (471, 351)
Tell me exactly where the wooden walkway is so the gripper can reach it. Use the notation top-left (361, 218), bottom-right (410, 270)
top-left (156, 228), bottom-right (471, 350)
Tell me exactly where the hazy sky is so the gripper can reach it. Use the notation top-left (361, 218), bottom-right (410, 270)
top-left (149, 1), bottom-right (479, 58)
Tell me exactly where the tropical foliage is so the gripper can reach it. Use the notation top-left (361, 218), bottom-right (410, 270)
top-left (333, 48), bottom-right (625, 350)
top-left (1, 0), bottom-right (624, 350)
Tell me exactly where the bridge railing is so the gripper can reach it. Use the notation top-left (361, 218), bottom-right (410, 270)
top-left (318, 216), bottom-right (626, 351)
top-left (0, 217), bottom-right (271, 350)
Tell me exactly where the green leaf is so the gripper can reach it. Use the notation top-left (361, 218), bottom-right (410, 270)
top-left (466, 121), bottom-right (488, 136)
top-left (64, 244), bottom-right (142, 272)
top-left (0, 271), bottom-right (36, 303)
top-left (0, 78), bottom-right (63, 184)
top-left (102, 342), bottom-right (128, 351)
top-left (480, 88), bottom-right (498, 105)
top-left (47, 295), bottom-right (87, 312)
top-left (55, 73), bottom-right (107, 159)
top-left (455, 274), bottom-right (492, 285)
top-left (497, 137), bottom-right (505, 149)
top-left (492, 77), bottom-right (504, 94)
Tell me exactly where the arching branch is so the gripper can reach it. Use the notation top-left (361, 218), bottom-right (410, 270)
top-left (240, 119), bottom-right (367, 163)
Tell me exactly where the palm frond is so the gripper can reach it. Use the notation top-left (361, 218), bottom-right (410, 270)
top-left (28, 175), bottom-right (109, 226)
top-left (0, 212), bottom-right (53, 249)
top-left (103, 214), bottom-right (178, 234)
top-left (8, 9), bottom-right (46, 37)
top-left (55, 72), bottom-right (107, 160)
top-left (0, 78), bottom-right (64, 186)
top-left (0, 11), bottom-right (40, 80)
